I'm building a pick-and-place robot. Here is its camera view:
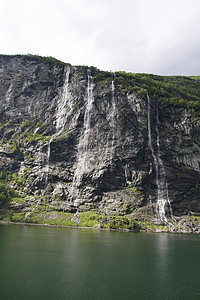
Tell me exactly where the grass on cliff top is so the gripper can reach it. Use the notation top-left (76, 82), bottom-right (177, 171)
top-left (0, 54), bottom-right (70, 66)
top-left (94, 71), bottom-right (200, 118)
top-left (78, 64), bottom-right (200, 118)
top-left (1, 54), bottom-right (200, 117)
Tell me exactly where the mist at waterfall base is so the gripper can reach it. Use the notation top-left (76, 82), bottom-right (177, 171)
top-left (1, 225), bottom-right (200, 300)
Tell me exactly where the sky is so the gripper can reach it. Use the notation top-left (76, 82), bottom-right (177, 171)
top-left (1, 0), bottom-right (200, 75)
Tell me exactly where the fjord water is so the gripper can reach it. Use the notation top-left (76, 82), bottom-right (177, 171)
top-left (1, 225), bottom-right (200, 300)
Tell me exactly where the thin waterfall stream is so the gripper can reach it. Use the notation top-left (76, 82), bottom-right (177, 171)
top-left (110, 80), bottom-right (117, 165)
top-left (105, 80), bottom-right (118, 165)
top-left (147, 95), bottom-right (174, 225)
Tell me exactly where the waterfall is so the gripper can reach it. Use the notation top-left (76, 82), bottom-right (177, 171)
top-left (45, 67), bottom-right (71, 183)
top-left (110, 80), bottom-right (117, 162)
top-left (71, 203), bottom-right (80, 225)
top-left (147, 95), bottom-right (174, 224)
top-left (71, 70), bottom-right (94, 204)
top-left (56, 67), bottom-right (71, 134)
top-left (105, 80), bottom-right (117, 165)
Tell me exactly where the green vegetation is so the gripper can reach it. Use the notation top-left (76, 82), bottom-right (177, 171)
top-left (2, 54), bottom-right (199, 117)
top-left (21, 119), bottom-right (44, 129)
top-left (117, 73), bottom-right (200, 117)
top-left (0, 54), bottom-right (70, 66)
top-left (128, 187), bottom-right (142, 194)
top-left (0, 182), bottom-right (17, 207)
top-left (24, 54), bottom-right (68, 66)
top-left (0, 205), bottom-right (161, 232)
top-left (0, 118), bottom-right (50, 156)
top-left (0, 169), bottom-right (175, 232)
top-left (190, 76), bottom-right (200, 81)
top-left (94, 70), bottom-right (200, 117)
top-left (107, 215), bottom-right (140, 230)
top-left (18, 120), bottom-right (50, 145)
top-left (0, 200), bottom-right (177, 232)
top-left (0, 209), bottom-right (142, 231)
top-left (4, 120), bottom-right (49, 146)
top-left (0, 170), bottom-right (31, 198)
top-left (9, 141), bottom-right (22, 156)
top-left (18, 131), bottom-right (50, 145)
top-left (94, 70), bottom-right (113, 82)
top-left (0, 169), bottom-right (26, 210)
top-left (11, 169), bottom-right (31, 187)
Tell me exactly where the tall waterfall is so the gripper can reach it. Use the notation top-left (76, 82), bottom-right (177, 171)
top-left (105, 80), bottom-right (117, 165)
top-left (45, 67), bottom-right (71, 181)
top-left (110, 81), bottom-right (117, 161)
top-left (71, 70), bottom-right (94, 204)
top-left (147, 95), bottom-right (173, 224)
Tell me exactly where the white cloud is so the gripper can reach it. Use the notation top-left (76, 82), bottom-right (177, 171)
top-left (0, 0), bottom-right (200, 75)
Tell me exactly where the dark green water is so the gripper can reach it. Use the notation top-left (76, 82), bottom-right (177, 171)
top-left (0, 225), bottom-right (200, 300)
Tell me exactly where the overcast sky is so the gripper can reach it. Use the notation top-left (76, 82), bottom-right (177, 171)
top-left (1, 0), bottom-right (200, 75)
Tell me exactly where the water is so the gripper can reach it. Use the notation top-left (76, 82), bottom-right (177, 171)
top-left (71, 70), bottom-right (94, 203)
top-left (147, 95), bottom-right (173, 224)
top-left (106, 80), bottom-right (118, 166)
top-left (155, 102), bottom-right (174, 222)
top-left (55, 67), bottom-right (71, 134)
top-left (1, 224), bottom-right (200, 300)
top-left (45, 67), bottom-right (71, 183)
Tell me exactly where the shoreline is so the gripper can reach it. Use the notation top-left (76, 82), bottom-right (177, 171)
top-left (0, 220), bottom-right (103, 230)
top-left (0, 220), bottom-right (139, 232)
top-left (1, 220), bottom-right (198, 234)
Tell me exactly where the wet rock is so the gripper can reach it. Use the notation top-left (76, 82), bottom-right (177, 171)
top-left (0, 55), bottom-right (200, 227)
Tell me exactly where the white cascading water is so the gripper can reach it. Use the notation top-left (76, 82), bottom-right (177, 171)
top-left (45, 67), bottom-right (71, 182)
top-left (110, 80), bottom-right (117, 163)
top-left (56, 66), bottom-right (71, 134)
top-left (71, 70), bottom-right (94, 204)
top-left (105, 80), bottom-right (118, 165)
top-left (147, 95), bottom-right (174, 224)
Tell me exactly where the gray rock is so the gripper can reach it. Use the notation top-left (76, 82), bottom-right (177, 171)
top-left (0, 55), bottom-right (200, 226)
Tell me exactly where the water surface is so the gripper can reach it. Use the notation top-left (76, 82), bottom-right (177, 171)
top-left (0, 224), bottom-right (200, 300)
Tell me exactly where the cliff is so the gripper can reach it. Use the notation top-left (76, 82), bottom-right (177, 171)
top-left (0, 54), bottom-right (200, 232)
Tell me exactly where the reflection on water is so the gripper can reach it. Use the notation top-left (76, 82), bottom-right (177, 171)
top-left (0, 225), bottom-right (200, 300)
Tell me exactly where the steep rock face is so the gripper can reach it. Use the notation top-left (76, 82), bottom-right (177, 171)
top-left (0, 55), bottom-right (200, 222)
